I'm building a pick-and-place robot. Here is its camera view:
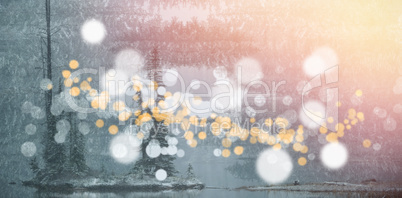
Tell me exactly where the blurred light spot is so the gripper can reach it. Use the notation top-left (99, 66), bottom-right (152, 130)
top-left (303, 47), bottom-right (338, 77)
top-left (293, 142), bottom-right (303, 152)
top-left (320, 143), bottom-right (348, 170)
top-left (54, 132), bottom-right (66, 143)
top-left (363, 139), bottom-right (371, 148)
top-left (213, 148), bottom-right (222, 157)
top-left (25, 124), bottom-right (37, 135)
top-left (308, 153), bottom-right (316, 160)
top-left (222, 138), bottom-right (232, 148)
top-left (282, 95), bottom-right (293, 106)
top-left (115, 49), bottom-right (145, 76)
top-left (234, 146), bottom-right (244, 155)
top-left (184, 131), bottom-right (194, 140)
top-left (298, 157), bottom-right (307, 166)
top-left (383, 116), bottom-right (397, 131)
top-left (56, 119), bottom-right (70, 134)
top-left (40, 78), bottom-right (52, 91)
top-left (167, 146), bottom-right (178, 155)
top-left (155, 169), bottom-right (167, 181)
top-left (109, 133), bottom-right (141, 164)
top-left (299, 100), bottom-right (326, 129)
top-left (108, 125), bottom-right (118, 135)
top-left (64, 78), bottom-right (73, 87)
top-left (373, 143), bottom-right (381, 151)
top-left (78, 122), bottom-right (90, 135)
top-left (373, 107), bottom-right (387, 118)
top-left (69, 60), bottom-right (79, 69)
top-left (146, 139), bottom-right (161, 158)
top-left (213, 66), bottom-right (227, 80)
top-left (355, 89), bottom-right (363, 97)
top-left (118, 111), bottom-right (132, 122)
top-left (198, 131), bottom-right (207, 140)
top-left (69, 87), bottom-right (80, 97)
top-left (157, 87), bottom-right (166, 95)
top-left (62, 70), bottom-right (71, 78)
top-left (222, 149), bottom-right (231, 157)
top-left (356, 112), bottom-right (365, 122)
top-left (256, 148), bottom-right (293, 184)
top-left (177, 149), bottom-right (185, 158)
top-left (21, 142), bottom-right (36, 157)
top-left (80, 81), bottom-right (91, 91)
top-left (81, 19), bottom-right (106, 44)
top-left (273, 143), bottom-right (281, 150)
top-left (326, 132), bottom-right (338, 143)
top-left (250, 136), bottom-right (257, 144)
top-left (163, 69), bottom-right (179, 87)
top-left (393, 104), bottom-right (402, 114)
top-left (95, 119), bottom-right (104, 128)
top-left (187, 139), bottom-right (198, 148)
top-left (303, 55), bottom-right (326, 77)
top-left (167, 137), bottom-right (178, 145)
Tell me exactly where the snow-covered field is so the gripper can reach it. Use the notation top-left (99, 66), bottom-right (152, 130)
top-left (24, 175), bottom-right (204, 192)
top-left (239, 181), bottom-right (402, 193)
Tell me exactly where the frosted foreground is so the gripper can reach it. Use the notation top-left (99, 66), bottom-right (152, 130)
top-left (23, 175), bottom-right (204, 192)
top-left (239, 181), bottom-right (402, 194)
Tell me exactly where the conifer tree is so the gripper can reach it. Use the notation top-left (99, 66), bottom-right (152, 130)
top-left (29, 157), bottom-right (40, 178)
top-left (39, 0), bottom-right (67, 182)
top-left (186, 163), bottom-right (195, 179)
top-left (67, 112), bottom-right (89, 176)
top-left (132, 47), bottom-right (177, 177)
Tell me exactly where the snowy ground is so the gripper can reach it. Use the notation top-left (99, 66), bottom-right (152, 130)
top-left (237, 181), bottom-right (402, 193)
top-left (24, 175), bottom-right (204, 192)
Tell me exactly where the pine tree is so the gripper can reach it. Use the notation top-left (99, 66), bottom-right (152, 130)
top-left (144, 47), bottom-right (165, 94)
top-left (132, 47), bottom-right (178, 178)
top-left (39, 0), bottom-right (67, 182)
top-left (67, 112), bottom-right (88, 177)
top-left (29, 157), bottom-right (40, 178)
top-left (100, 164), bottom-right (107, 178)
top-left (186, 163), bottom-right (195, 179)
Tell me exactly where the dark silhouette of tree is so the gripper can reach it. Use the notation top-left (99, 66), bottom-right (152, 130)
top-left (186, 163), bottom-right (195, 179)
top-left (33, 0), bottom-right (88, 183)
top-left (29, 157), bottom-right (40, 178)
top-left (66, 112), bottom-right (89, 176)
top-left (132, 47), bottom-right (177, 178)
top-left (39, 0), bottom-right (67, 182)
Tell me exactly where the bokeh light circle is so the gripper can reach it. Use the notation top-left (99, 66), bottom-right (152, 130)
top-left (155, 169), bottom-right (167, 181)
top-left (21, 142), bottom-right (37, 157)
top-left (320, 143), bottom-right (348, 170)
top-left (299, 100), bottom-right (326, 129)
top-left (25, 124), bottom-right (37, 135)
top-left (256, 148), bottom-right (293, 184)
top-left (81, 19), bottom-right (106, 44)
top-left (109, 133), bottom-right (141, 164)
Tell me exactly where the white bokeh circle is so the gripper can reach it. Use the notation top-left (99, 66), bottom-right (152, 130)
top-left (320, 143), bottom-right (348, 170)
top-left (81, 19), bottom-right (106, 44)
top-left (256, 148), bottom-right (293, 184)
